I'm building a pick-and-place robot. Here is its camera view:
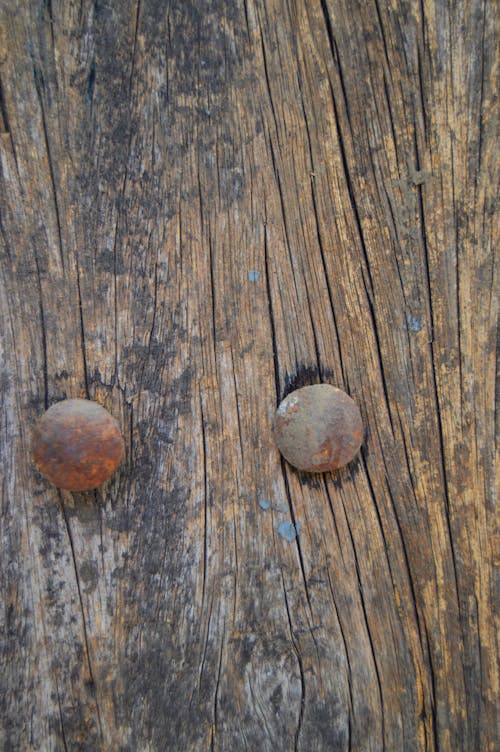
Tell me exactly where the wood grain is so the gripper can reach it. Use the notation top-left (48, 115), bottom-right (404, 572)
top-left (0, 1), bottom-right (497, 750)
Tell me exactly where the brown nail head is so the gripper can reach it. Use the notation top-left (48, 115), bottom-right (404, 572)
top-left (273, 384), bottom-right (363, 472)
top-left (32, 398), bottom-right (124, 491)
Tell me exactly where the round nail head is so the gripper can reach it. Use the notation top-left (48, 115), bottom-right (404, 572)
top-left (32, 398), bottom-right (124, 491)
top-left (273, 384), bottom-right (363, 472)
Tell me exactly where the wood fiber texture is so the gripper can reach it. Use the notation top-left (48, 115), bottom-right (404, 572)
top-left (0, 1), bottom-right (497, 750)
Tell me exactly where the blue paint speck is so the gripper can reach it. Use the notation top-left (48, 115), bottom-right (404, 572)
top-left (407, 315), bottom-right (424, 332)
top-left (248, 270), bottom-right (260, 282)
top-left (259, 498), bottom-right (271, 510)
top-left (277, 520), bottom-right (300, 542)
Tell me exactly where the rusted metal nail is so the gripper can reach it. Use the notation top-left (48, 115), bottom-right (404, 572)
top-left (32, 398), bottom-right (124, 491)
top-left (273, 384), bottom-right (363, 472)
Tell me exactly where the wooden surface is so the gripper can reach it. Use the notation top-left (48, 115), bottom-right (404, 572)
top-left (0, 1), bottom-right (497, 750)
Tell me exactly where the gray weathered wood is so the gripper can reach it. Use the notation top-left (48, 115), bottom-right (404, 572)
top-left (0, 0), bottom-right (497, 750)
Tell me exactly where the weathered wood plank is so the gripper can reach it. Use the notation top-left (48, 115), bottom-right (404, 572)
top-left (0, 0), bottom-right (497, 750)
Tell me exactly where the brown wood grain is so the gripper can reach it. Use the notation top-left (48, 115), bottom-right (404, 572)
top-left (0, 1), bottom-right (497, 750)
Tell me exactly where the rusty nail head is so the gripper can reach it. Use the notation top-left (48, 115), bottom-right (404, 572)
top-left (273, 384), bottom-right (363, 472)
top-left (32, 398), bottom-right (124, 491)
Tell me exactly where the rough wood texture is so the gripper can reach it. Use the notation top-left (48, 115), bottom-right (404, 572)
top-left (0, 1), bottom-right (497, 750)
